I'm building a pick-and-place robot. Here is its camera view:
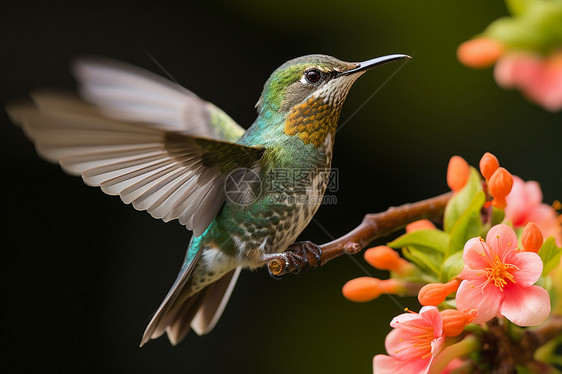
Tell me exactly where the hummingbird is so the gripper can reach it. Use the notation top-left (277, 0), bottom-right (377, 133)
top-left (7, 53), bottom-right (410, 346)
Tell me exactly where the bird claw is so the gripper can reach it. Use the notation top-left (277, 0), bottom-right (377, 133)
top-left (267, 241), bottom-right (322, 279)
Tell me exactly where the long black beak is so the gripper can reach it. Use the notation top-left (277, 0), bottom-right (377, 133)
top-left (340, 54), bottom-right (411, 76)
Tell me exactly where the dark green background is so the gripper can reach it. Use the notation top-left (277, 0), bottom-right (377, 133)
top-left (2, 1), bottom-right (561, 373)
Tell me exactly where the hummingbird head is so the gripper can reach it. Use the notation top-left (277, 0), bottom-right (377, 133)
top-left (256, 54), bottom-right (410, 147)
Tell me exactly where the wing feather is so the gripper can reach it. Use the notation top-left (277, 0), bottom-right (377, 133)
top-left (119, 165), bottom-right (185, 204)
top-left (7, 91), bottom-right (264, 236)
top-left (74, 57), bottom-right (246, 141)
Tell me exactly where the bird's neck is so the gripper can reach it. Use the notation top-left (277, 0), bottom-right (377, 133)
top-left (241, 97), bottom-right (342, 151)
top-left (283, 96), bottom-right (340, 148)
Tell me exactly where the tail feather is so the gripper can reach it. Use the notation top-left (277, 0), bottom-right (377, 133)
top-left (166, 289), bottom-right (208, 345)
top-left (191, 266), bottom-right (241, 335)
top-left (140, 248), bottom-right (202, 346)
top-left (141, 265), bottom-right (241, 346)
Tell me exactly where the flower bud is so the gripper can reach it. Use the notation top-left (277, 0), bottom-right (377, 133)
top-left (418, 279), bottom-right (460, 306)
top-left (457, 38), bottom-right (504, 68)
top-left (441, 309), bottom-right (478, 337)
top-left (364, 246), bottom-right (413, 276)
top-left (447, 156), bottom-right (470, 192)
top-left (406, 219), bottom-right (436, 233)
top-left (418, 283), bottom-right (447, 306)
top-left (488, 167), bottom-right (513, 209)
top-left (479, 152), bottom-right (499, 181)
top-left (521, 222), bottom-right (544, 253)
top-left (342, 277), bottom-right (398, 303)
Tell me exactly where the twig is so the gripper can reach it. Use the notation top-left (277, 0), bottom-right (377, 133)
top-left (267, 191), bottom-right (453, 277)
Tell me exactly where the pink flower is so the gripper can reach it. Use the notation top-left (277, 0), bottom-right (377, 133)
top-left (495, 52), bottom-right (562, 112)
top-left (505, 175), bottom-right (562, 246)
top-left (373, 306), bottom-right (445, 374)
top-left (456, 224), bottom-right (550, 326)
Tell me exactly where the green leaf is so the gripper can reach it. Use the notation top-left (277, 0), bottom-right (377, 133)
top-left (389, 230), bottom-right (450, 279)
top-left (402, 245), bottom-right (442, 279)
top-left (539, 237), bottom-right (562, 276)
top-left (447, 191), bottom-right (486, 256)
top-left (440, 251), bottom-right (464, 282)
top-left (388, 230), bottom-right (450, 254)
top-left (444, 168), bottom-right (483, 233)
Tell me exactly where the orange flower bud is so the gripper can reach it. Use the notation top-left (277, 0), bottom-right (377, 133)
top-left (457, 38), bottom-right (504, 68)
top-left (364, 246), bottom-right (413, 276)
top-left (342, 277), bottom-right (397, 302)
top-left (418, 283), bottom-right (447, 306)
top-left (521, 222), bottom-right (544, 253)
top-left (418, 279), bottom-right (460, 306)
top-left (488, 167), bottom-right (513, 200)
top-left (441, 309), bottom-right (478, 337)
top-left (447, 156), bottom-right (470, 192)
top-left (479, 152), bottom-right (499, 181)
top-left (406, 219), bottom-right (436, 233)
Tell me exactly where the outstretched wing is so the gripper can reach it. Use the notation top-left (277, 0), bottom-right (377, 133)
top-left (7, 92), bottom-right (264, 236)
top-left (73, 57), bottom-right (246, 142)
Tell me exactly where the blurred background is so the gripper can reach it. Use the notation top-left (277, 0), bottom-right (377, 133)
top-left (1, 1), bottom-right (561, 373)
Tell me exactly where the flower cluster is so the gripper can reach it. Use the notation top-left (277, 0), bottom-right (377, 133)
top-left (342, 152), bottom-right (562, 373)
top-left (456, 0), bottom-right (562, 111)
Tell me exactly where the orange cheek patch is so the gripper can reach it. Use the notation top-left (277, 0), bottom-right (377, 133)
top-left (284, 97), bottom-right (339, 147)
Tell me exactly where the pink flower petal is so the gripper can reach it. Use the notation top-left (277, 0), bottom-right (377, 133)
top-left (395, 357), bottom-right (432, 374)
top-left (505, 176), bottom-right (529, 226)
top-left (419, 306), bottom-right (443, 337)
top-left (458, 266), bottom-right (481, 281)
top-left (529, 204), bottom-right (558, 228)
top-left (494, 53), bottom-right (543, 90)
top-left (526, 54), bottom-right (562, 111)
top-left (463, 237), bottom-right (489, 269)
top-left (384, 307), bottom-right (443, 362)
top-left (373, 354), bottom-right (431, 374)
top-left (486, 224), bottom-right (518, 260)
top-left (512, 54), bottom-right (543, 89)
top-left (456, 279), bottom-right (502, 323)
top-left (527, 204), bottom-right (562, 246)
top-left (510, 251), bottom-right (543, 287)
top-left (374, 354), bottom-right (400, 373)
top-left (504, 175), bottom-right (562, 246)
top-left (500, 284), bottom-right (551, 326)
top-left (524, 180), bottom-right (543, 207)
top-left (431, 336), bottom-right (446, 357)
top-left (391, 313), bottom-right (433, 337)
top-left (385, 328), bottom-right (426, 360)
top-left (390, 311), bottom-right (421, 327)
top-left (494, 55), bottom-right (519, 88)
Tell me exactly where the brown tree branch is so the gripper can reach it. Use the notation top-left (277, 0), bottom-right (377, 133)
top-left (266, 191), bottom-right (453, 277)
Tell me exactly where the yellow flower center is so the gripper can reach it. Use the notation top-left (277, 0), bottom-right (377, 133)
top-left (483, 255), bottom-right (517, 290)
top-left (477, 238), bottom-right (519, 291)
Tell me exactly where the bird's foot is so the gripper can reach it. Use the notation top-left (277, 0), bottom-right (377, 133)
top-left (265, 241), bottom-right (322, 279)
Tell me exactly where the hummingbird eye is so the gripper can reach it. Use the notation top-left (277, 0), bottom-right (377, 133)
top-left (304, 69), bottom-right (323, 84)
